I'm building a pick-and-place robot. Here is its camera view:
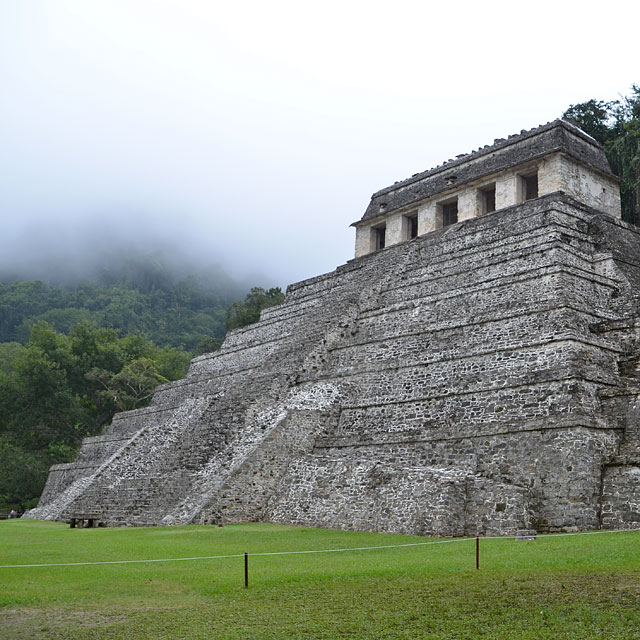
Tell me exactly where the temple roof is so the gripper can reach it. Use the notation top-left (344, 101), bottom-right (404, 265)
top-left (355, 119), bottom-right (615, 226)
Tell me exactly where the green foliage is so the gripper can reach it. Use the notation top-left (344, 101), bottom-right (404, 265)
top-left (0, 343), bottom-right (26, 375)
top-left (0, 323), bottom-right (191, 509)
top-left (226, 286), bottom-right (285, 331)
top-left (192, 335), bottom-right (224, 357)
top-left (89, 357), bottom-right (168, 413)
top-left (563, 85), bottom-right (640, 223)
top-left (0, 436), bottom-right (49, 510)
top-left (0, 251), bottom-right (245, 350)
top-left (154, 346), bottom-right (192, 380)
top-left (563, 99), bottom-right (622, 145)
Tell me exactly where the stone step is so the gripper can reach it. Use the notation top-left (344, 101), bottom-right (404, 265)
top-left (316, 317), bottom-right (619, 384)
top-left (331, 380), bottom-right (604, 435)
top-left (386, 240), bottom-right (618, 303)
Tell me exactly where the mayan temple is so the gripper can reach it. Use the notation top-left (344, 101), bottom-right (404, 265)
top-left (30, 120), bottom-right (640, 536)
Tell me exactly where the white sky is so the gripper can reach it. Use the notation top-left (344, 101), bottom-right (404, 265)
top-left (0, 0), bottom-right (637, 286)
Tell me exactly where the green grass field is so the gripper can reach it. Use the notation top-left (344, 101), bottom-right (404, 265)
top-left (0, 520), bottom-right (639, 639)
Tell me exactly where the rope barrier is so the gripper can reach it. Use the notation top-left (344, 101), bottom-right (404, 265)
top-left (0, 538), bottom-right (468, 569)
top-left (0, 553), bottom-right (245, 569)
top-left (0, 526), bottom-right (638, 569)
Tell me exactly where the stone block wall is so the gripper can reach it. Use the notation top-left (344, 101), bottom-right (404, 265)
top-left (602, 465), bottom-right (640, 529)
top-left (354, 121), bottom-right (621, 258)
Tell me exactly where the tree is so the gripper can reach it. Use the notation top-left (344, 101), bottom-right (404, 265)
top-left (563, 85), bottom-right (640, 224)
top-left (0, 435), bottom-right (50, 510)
top-left (154, 346), bottom-right (191, 379)
top-left (193, 335), bottom-right (223, 357)
top-left (0, 250), bottom-right (245, 351)
top-left (88, 357), bottom-right (168, 412)
top-left (563, 99), bottom-right (621, 146)
top-left (608, 89), bottom-right (640, 226)
top-left (0, 343), bottom-right (26, 375)
top-left (0, 322), bottom-right (193, 507)
top-left (11, 344), bottom-right (80, 449)
top-left (226, 287), bottom-right (285, 331)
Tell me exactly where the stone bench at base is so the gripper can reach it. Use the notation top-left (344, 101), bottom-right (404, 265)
top-left (515, 529), bottom-right (537, 541)
top-left (69, 514), bottom-right (100, 529)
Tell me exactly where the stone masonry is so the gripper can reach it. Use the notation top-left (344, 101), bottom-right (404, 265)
top-left (29, 120), bottom-right (640, 536)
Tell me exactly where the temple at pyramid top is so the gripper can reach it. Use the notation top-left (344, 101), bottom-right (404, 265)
top-left (352, 119), bottom-right (621, 258)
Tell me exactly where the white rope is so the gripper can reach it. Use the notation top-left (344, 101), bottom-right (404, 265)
top-left (0, 527), bottom-right (638, 569)
top-left (0, 553), bottom-right (244, 569)
top-left (251, 537), bottom-right (466, 557)
top-left (475, 527), bottom-right (640, 541)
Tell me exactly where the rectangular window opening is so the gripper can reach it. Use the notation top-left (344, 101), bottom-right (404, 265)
top-left (441, 200), bottom-right (458, 227)
top-left (374, 225), bottom-right (386, 250)
top-left (521, 172), bottom-right (538, 201)
top-left (405, 214), bottom-right (418, 239)
top-left (480, 184), bottom-right (496, 214)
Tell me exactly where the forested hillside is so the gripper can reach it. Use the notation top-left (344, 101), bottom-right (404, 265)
top-left (0, 251), bottom-right (247, 352)
top-left (0, 250), bottom-right (286, 510)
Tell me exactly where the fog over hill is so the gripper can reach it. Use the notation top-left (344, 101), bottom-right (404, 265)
top-left (0, 211), bottom-right (273, 291)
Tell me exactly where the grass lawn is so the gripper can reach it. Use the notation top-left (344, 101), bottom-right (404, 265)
top-left (0, 520), bottom-right (639, 639)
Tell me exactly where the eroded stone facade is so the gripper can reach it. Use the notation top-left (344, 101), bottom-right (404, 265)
top-left (354, 121), bottom-right (621, 258)
top-left (29, 121), bottom-right (640, 536)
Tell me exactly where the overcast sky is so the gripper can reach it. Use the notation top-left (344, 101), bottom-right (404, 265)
top-left (0, 1), bottom-right (637, 287)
